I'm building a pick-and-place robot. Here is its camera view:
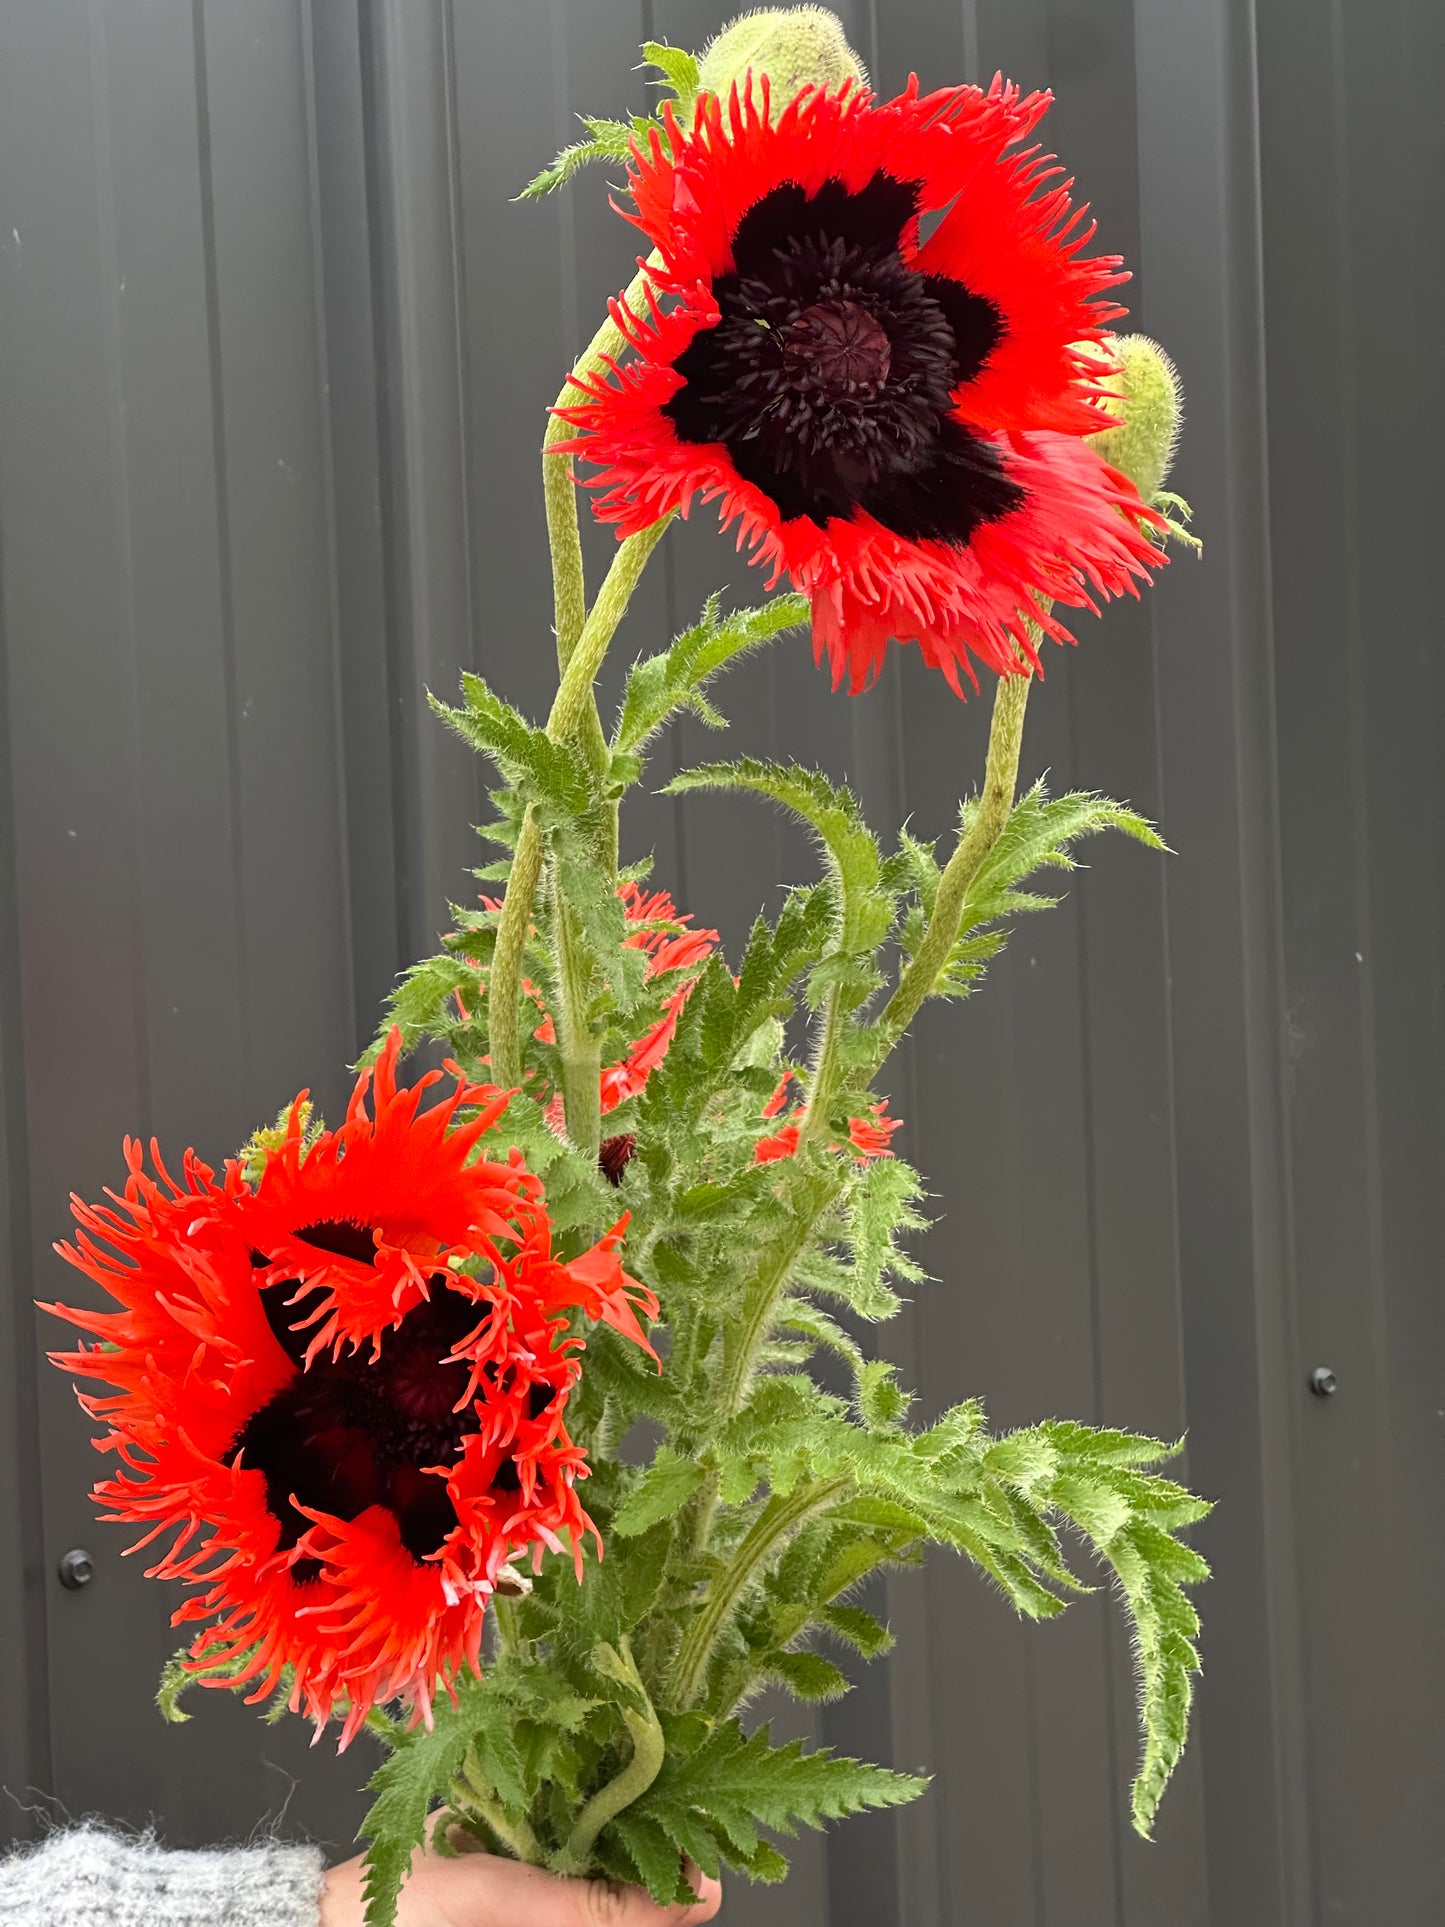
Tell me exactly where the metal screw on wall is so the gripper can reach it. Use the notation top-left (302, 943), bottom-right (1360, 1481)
top-left (1309, 1366), bottom-right (1338, 1398)
top-left (57, 1548), bottom-right (94, 1590)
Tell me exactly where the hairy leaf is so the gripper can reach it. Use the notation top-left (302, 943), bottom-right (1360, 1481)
top-left (615, 595), bottom-right (809, 755)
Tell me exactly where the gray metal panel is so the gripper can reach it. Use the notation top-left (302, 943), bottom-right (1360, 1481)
top-left (0, 0), bottom-right (1440, 1920)
top-left (0, 0), bottom-right (372, 1854)
top-left (1256, 0), bottom-right (1445, 1917)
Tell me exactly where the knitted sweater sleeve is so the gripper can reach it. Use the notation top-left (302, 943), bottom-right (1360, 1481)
top-left (0, 1826), bottom-right (326, 1927)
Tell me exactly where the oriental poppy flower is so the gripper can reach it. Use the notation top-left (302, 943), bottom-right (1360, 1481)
top-left (45, 1035), bottom-right (657, 1745)
top-left (556, 77), bottom-right (1167, 694)
top-left (754, 1073), bottom-right (901, 1163)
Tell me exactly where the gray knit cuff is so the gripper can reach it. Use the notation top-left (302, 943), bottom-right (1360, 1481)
top-left (0, 1826), bottom-right (327, 1927)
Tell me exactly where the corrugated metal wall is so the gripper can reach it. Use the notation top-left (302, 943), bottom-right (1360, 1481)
top-left (1, 3), bottom-right (1440, 1923)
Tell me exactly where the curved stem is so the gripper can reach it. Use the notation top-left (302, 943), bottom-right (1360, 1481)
top-left (667, 1476), bottom-right (852, 1713)
top-left (792, 982), bottom-right (846, 1153)
top-left (552, 864), bottom-right (604, 1159)
top-left (872, 665), bottom-right (1032, 1063)
top-left (543, 268), bottom-right (648, 761)
top-left (454, 1747), bottom-right (544, 1865)
top-left (716, 1171), bottom-right (837, 1425)
top-left (556, 1641), bottom-right (665, 1874)
top-left (486, 809), bottom-right (544, 1092)
top-left (486, 273), bottom-right (662, 1094)
top-left (491, 1593), bottom-right (523, 1662)
top-left (547, 516), bottom-right (672, 753)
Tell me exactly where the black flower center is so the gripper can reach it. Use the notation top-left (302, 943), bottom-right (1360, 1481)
top-left (235, 1279), bottom-right (513, 1572)
top-left (786, 298), bottom-right (892, 395)
top-left (663, 172), bottom-right (1024, 543)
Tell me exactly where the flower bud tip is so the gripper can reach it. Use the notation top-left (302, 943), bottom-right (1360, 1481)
top-left (697, 7), bottom-right (869, 110)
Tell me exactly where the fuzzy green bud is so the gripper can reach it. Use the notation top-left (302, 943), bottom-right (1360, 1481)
top-left (1086, 334), bottom-right (1184, 502)
top-left (696, 7), bottom-right (869, 111)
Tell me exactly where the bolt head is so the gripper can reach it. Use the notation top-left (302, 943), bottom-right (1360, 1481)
top-left (57, 1548), bottom-right (94, 1590)
top-left (1309, 1366), bottom-right (1338, 1398)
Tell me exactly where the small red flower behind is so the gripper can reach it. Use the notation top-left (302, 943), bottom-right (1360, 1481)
top-left (474, 880), bottom-right (718, 1125)
top-left (44, 1033), bottom-right (657, 1746)
top-left (754, 1072), bottom-right (902, 1164)
top-left (556, 77), bottom-right (1167, 694)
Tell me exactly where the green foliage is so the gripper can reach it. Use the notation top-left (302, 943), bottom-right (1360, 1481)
top-left (433, 676), bottom-right (594, 826)
top-left (519, 118), bottom-right (642, 201)
top-left (665, 761), bottom-right (893, 1032)
top-left (628, 1719), bottom-right (925, 1890)
top-left (614, 593), bottom-right (809, 755)
top-left (360, 1705), bottom-right (474, 1927)
top-left (156, 1646), bottom-right (273, 1724)
top-left (519, 45), bottom-right (697, 202)
top-left (897, 782), bottom-right (1166, 1002)
top-left (612, 1448), bottom-right (708, 1537)
top-left (202, 411), bottom-right (1199, 1922)
top-left (640, 41), bottom-right (701, 105)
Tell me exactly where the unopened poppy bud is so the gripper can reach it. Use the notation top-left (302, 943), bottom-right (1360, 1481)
top-left (1086, 334), bottom-right (1183, 502)
top-left (697, 6), bottom-right (869, 111)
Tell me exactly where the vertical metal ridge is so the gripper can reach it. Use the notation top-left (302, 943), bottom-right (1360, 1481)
top-left (356, 0), bottom-right (484, 966)
top-left (961, 0), bottom-right (980, 88)
top-left (0, 505), bottom-right (53, 1825)
top-left (1064, 671), bottom-right (1128, 1927)
top-left (548, 0), bottom-right (580, 358)
top-left (356, 0), bottom-right (415, 976)
top-left (189, 0), bottom-right (252, 1109)
top-left (88, 0), bottom-right (153, 1137)
top-left (1325, 0), bottom-right (1391, 1554)
top-left (1136, 0), bottom-right (1303, 1909)
top-left (438, 0), bottom-right (478, 673)
top-left (298, 0), bottom-right (360, 1060)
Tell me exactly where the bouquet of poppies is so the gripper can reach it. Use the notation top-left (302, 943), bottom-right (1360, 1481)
top-left (47, 11), bottom-right (1208, 1921)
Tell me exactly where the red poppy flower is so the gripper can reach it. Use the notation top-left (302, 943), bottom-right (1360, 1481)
top-left (754, 1073), bottom-right (902, 1163)
top-left (555, 77), bottom-right (1167, 694)
top-left (44, 1035), bottom-right (657, 1745)
top-left (473, 881), bottom-right (717, 1121)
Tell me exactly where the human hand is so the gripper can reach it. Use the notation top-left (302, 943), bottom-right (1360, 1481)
top-left (319, 1836), bottom-right (722, 1927)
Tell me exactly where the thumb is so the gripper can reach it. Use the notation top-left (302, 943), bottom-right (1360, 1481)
top-left (418, 1852), bottom-right (722, 1927)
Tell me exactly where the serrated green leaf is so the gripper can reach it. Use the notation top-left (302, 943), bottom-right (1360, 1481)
top-left (435, 675), bottom-right (593, 822)
top-left (665, 760), bottom-right (891, 964)
top-left (820, 1603), bottom-right (894, 1658)
top-left (765, 1649), bottom-right (852, 1701)
top-left (519, 115), bottom-right (639, 199)
top-left (609, 1809), bottom-right (696, 1905)
top-left (857, 1358), bottom-right (910, 1430)
top-left (360, 1699), bottom-right (475, 1927)
top-left (640, 40), bottom-right (700, 102)
top-left (639, 1719), bottom-right (926, 1875)
top-left (612, 1447), bottom-right (708, 1536)
top-left (615, 595), bottom-right (809, 755)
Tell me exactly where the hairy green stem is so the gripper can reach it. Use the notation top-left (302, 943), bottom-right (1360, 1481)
top-left (793, 982), bottom-right (846, 1153)
top-left (553, 865), bottom-right (604, 1159)
top-left (547, 517), bottom-right (671, 753)
top-left (873, 665), bottom-right (1033, 1060)
top-left (487, 274), bottom-right (664, 1097)
top-left (542, 272), bottom-right (644, 671)
top-left (716, 1176), bottom-right (837, 1423)
top-left (455, 1747), bottom-right (544, 1865)
top-left (543, 276), bottom-right (645, 753)
top-left (491, 1593), bottom-right (523, 1662)
top-left (486, 809), bottom-right (544, 1092)
top-left (556, 1641), bottom-right (665, 1873)
top-left (668, 1476), bottom-right (852, 1712)
top-left (363, 1706), bottom-right (400, 1744)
